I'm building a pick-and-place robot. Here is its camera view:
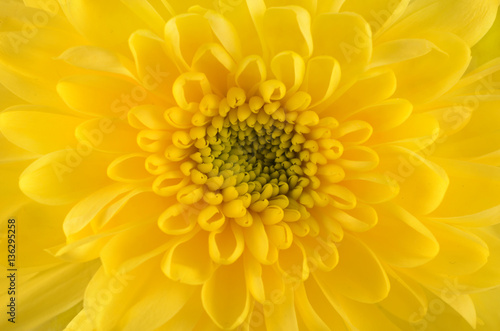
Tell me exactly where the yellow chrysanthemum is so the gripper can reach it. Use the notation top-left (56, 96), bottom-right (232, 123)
top-left (1, 0), bottom-right (500, 330)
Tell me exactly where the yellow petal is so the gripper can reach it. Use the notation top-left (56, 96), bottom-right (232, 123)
top-left (370, 38), bottom-right (437, 68)
top-left (343, 172), bottom-right (399, 204)
top-left (162, 230), bottom-right (215, 285)
top-left (358, 203), bottom-right (439, 267)
top-left (107, 154), bottom-right (154, 183)
top-left (154, 288), bottom-right (204, 330)
top-left (119, 0), bottom-right (167, 36)
top-left (277, 241), bottom-right (309, 281)
top-left (192, 43), bottom-right (236, 95)
top-left (0, 106), bottom-right (84, 154)
top-left (129, 29), bottom-right (179, 103)
top-left (471, 287), bottom-right (500, 330)
top-left (83, 259), bottom-right (155, 330)
top-left (301, 56), bottom-right (341, 107)
top-left (63, 183), bottom-right (133, 236)
top-left (243, 213), bottom-right (277, 264)
top-left (202, 259), bottom-right (252, 329)
top-left (59, 0), bottom-right (147, 51)
top-left (313, 12), bottom-right (372, 82)
top-left (340, 0), bottom-right (410, 36)
top-left (312, 273), bottom-right (398, 330)
top-left (381, 0), bottom-right (500, 46)
top-left (57, 75), bottom-right (155, 117)
top-left (0, 1), bottom-right (81, 108)
top-left (0, 261), bottom-right (99, 331)
top-left (263, 6), bottom-right (313, 58)
top-left (58, 45), bottom-right (135, 77)
top-left (172, 72), bottom-right (212, 110)
top-left (100, 221), bottom-right (171, 275)
top-left (271, 51), bottom-right (306, 96)
top-left (471, 5), bottom-right (500, 67)
top-left (314, 233), bottom-right (390, 304)
top-left (19, 150), bottom-right (114, 205)
top-left (387, 31), bottom-right (471, 104)
top-left (3, 202), bottom-right (70, 269)
top-left (76, 118), bottom-right (140, 154)
top-left (430, 158), bottom-right (500, 217)
top-left (294, 283), bottom-right (336, 330)
top-left (222, 0), bottom-right (266, 57)
top-left (329, 202), bottom-right (378, 232)
top-left (458, 228), bottom-right (500, 290)
top-left (433, 100), bottom-right (500, 162)
top-left (379, 269), bottom-right (428, 322)
top-left (235, 55), bottom-right (267, 94)
top-left (345, 98), bottom-right (413, 132)
top-left (326, 68), bottom-right (396, 117)
top-left (264, 286), bottom-right (300, 331)
top-left (127, 104), bottom-right (170, 130)
top-left (164, 13), bottom-right (214, 69)
top-left (208, 222), bottom-right (244, 264)
top-left (118, 272), bottom-right (195, 331)
top-left (376, 145), bottom-right (449, 215)
top-left (420, 220), bottom-right (489, 276)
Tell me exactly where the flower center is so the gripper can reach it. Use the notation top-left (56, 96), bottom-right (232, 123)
top-left (148, 81), bottom-right (347, 231)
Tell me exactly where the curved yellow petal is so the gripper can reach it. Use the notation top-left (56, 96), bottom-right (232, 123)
top-left (381, 0), bottom-right (500, 46)
top-left (59, 0), bottom-right (147, 51)
top-left (376, 145), bottom-right (449, 215)
top-left (0, 106), bottom-right (84, 154)
top-left (118, 271), bottom-right (196, 331)
top-left (162, 230), bottom-right (215, 285)
top-left (58, 45), bottom-right (135, 78)
top-left (430, 158), bottom-right (500, 217)
top-left (57, 75), bottom-right (155, 117)
top-left (313, 12), bottom-right (372, 83)
top-left (76, 118), bottom-right (140, 154)
top-left (420, 220), bottom-right (489, 276)
top-left (387, 31), bottom-right (470, 104)
top-left (341, 0), bottom-right (410, 36)
top-left (202, 259), bottom-right (252, 329)
top-left (358, 203), bottom-right (439, 267)
top-left (301, 56), bottom-right (341, 107)
top-left (344, 98), bottom-right (413, 132)
top-left (263, 6), bottom-right (313, 58)
top-left (326, 68), bottom-right (396, 117)
top-left (19, 150), bottom-right (114, 205)
top-left (164, 13), bottom-right (214, 69)
top-left (314, 233), bottom-right (390, 304)
top-left (129, 29), bottom-right (180, 103)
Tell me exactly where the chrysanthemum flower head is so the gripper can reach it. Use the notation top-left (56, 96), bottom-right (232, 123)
top-left (1, 0), bottom-right (500, 330)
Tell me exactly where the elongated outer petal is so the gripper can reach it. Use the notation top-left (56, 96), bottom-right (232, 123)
top-left (457, 228), bottom-right (500, 289)
top-left (19, 150), bottom-right (115, 206)
top-left (263, 6), bottom-right (313, 58)
top-left (0, 261), bottom-right (99, 331)
top-left (313, 12), bottom-right (372, 83)
top-left (202, 258), bottom-right (252, 329)
top-left (388, 31), bottom-right (470, 104)
top-left (358, 203), bottom-right (439, 268)
top-left (162, 230), bottom-right (215, 285)
top-left (430, 158), bottom-right (500, 217)
top-left (381, 0), bottom-right (500, 46)
top-left (0, 1), bottom-right (82, 108)
top-left (59, 0), bottom-right (148, 50)
top-left (265, 286), bottom-right (300, 331)
top-left (0, 107), bottom-right (84, 154)
top-left (314, 233), bottom-right (390, 304)
top-left (376, 145), bottom-right (449, 215)
top-left (118, 271), bottom-right (196, 331)
top-left (58, 45), bottom-right (135, 77)
top-left (422, 220), bottom-right (489, 275)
